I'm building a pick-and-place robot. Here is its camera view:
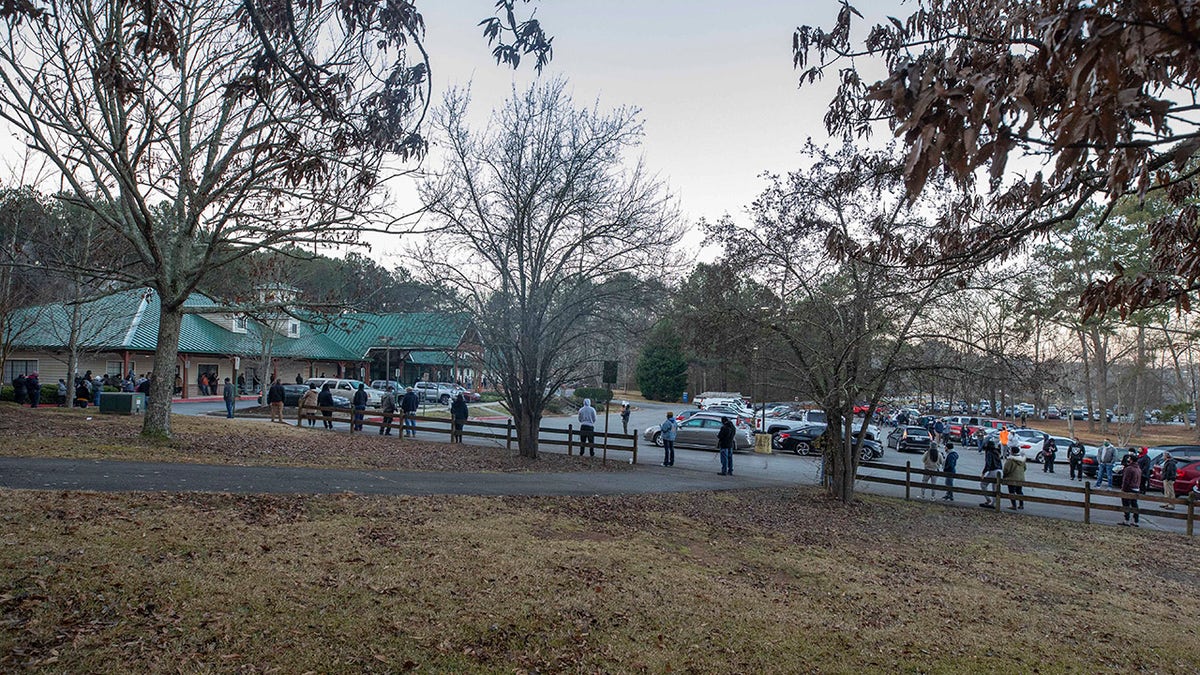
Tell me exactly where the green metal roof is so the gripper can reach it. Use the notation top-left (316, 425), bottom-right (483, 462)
top-left (406, 350), bottom-right (455, 366)
top-left (11, 289), bottom-right (360, 361)
top-left (322, 312), bottom-right (470, 357)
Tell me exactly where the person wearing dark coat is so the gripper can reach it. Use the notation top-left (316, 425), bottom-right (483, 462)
top-left (12, 373), bottom-right (27, 405)
top-left (317, 383), bottom-right (335, 429)
top-left (980, 441), bottom-right (1004, 508)
top-left (75, 380), bottom-right (91, 408)
top-left (450, 393), bottom-right (469, 443)
top-left (1041, 437), bottom-right (1057, 473)
top-left (942, 443), bottom-right (959, 501)
top-left (1066, 438), bottom-right (1086, 481)
top-left (352, 383), bottom-right (368, 431)
top-left (1121, 458), bottom-right (1143, 526)
top-left (717, 418), bottom-right (736, 476)
top-left (25, 372), bottom-right (40, 407)
top-left (400, 387), bottom-right (420, 437)
top-left (222, 378), bottom-right (236, 418)
top-left (1136, 448), bottom-right (1152, 494)
top-left (267, 379), bottom-right (286, 423)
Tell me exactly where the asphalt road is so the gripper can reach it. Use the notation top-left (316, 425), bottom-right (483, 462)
top-left (38, 397), bottom-right (1192, 536)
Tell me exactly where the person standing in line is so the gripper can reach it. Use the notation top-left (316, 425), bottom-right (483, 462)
top-left (317, 383), bottom-right (335, 429)
top-left (12, 372), bottom-right (26, 405)
top-left (1095, 440), bottom-right (1116, 489)
top-left (351, 383), bottom-right (368, 431)
top-left (56, 378), bottom-right (68, 407)
top-left (267, 378), bottom-right (286, 423)
top-left (295, 373), bottom-right (304, 385)
top-left (173, 374), bottom-right (183, 396)
top-left (920, 442), bottom-right (942, 499)
top-left (237, 373), bottom-right (246, 394)
top-left (660, 411), bottom-right (678, 467)
top-left (577, 398), bottom-right (597, 457)
top-left (93, 374), bottom-right (103, 406)
top-left (942, 442), bottom-right (959, 501)
top-left (620, 402), bottom-right (631, 435)
top-left (1066, 437), bottom-right (1086, 481)
top-left (74, 378), bottom-right (91, 408)
top-left (1136, 447), bottom-right (1152, 494)
top-left (299, 383), bottom-right (319, 427)
top-left (959, 422), bottom-right (971, 446)
top-left (717, 417), bottom-right (736, 476)
top-left (450, 392), bottom-right (469, 443)
top-left (1160, 452), bottom-right (1178, 510)
top-left (998, 425), bottom-right (1011, 454)
top-left (1003, 446), bottom-right (1027, 510)
top-left (379, 385), bottom-right (397, 436)
top-left (1121, 455), bottom-right (1143, 526)
top-left (222, 377), bottom-right (236, 418)
top-left (401, 386), bottom-right (420, 437)
top-left (198, 372), bottom-right (209, 396)
top-left (980, 440), bottom-right (1003, 508)
top-left (1042, 437), bottom-right (1057, 473)
top-left (975, 427), bottom-right (986, 453)
top-left (25, 372), bottom-right (39, 407)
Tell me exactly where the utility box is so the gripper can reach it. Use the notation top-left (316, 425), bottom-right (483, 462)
top-left (99, 392), bottom-right (145, 415)
top-left (754, 431), bottom-right (772, 455)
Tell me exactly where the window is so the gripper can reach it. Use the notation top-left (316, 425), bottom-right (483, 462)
top-left (106, 361), bottom-right (124, 377)
top-left (3, 359), bottom-right (37, 383)
top-left (233, 316), bottom-right (248, 332)
top-left (288, 320), bottom-right (299, 336)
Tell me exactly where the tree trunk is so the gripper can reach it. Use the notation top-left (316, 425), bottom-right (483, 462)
top-left (142, 302), bottom-right (183, 439)
top-left (515, 405), bottom-right (540, 458)
top-left (1090, 327), bottom-right (1109, 435)
top-left (1131, 325), bottom-right (1146, 436)
top-left (824, 406), bottom-right (857, 502)
top-left (1078, 328), bottom-right (1095, 432)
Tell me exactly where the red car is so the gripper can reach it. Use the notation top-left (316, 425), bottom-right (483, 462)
top-left (1149, 459), bottom-right (1200, 497)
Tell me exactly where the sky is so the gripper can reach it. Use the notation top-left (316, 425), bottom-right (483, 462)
top-left (375, 0), bottom-right (887, 264)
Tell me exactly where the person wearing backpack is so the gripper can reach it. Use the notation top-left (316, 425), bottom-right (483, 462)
top-left (920, 443), bottom-right (942, 499)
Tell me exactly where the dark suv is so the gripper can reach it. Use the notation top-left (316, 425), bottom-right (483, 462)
top-left (887, 426), bottom-right (934, 453)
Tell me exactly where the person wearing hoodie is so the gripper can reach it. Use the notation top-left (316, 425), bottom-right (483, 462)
top-left (450, 392), bottom-right (469, 443)
top-left (1121, 455), bottom-right (1143, 526)
top-left (1003, 446), bottom-right (1027, 510)
top-left (577, 398), bottom-right (598, 457)
top-left (942, 443), bottom-right (959, 501)
top-left (1095, 440), bottom-right (1117, 489)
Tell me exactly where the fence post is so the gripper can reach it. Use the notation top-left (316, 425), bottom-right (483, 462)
top-left (1188, 494), bottom-right (1195, 537)
top-left (904, 461), bottom-right (911, 500)
top-left (1083, 482), bottom-right (1091, 525)
top-left (993, 475), bottom-right (1002, 511)
top-left (568, 423), bottom-right (574, 456)
top-left (632, 429), bottom-right (638, 465)
top-left (506, 418), bottom-right (513, 451)
top-left (348, 409), bottom-right (355, 434)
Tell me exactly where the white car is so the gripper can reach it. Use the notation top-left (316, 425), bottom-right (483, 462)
top-left (1011, 428), bottom-right (1049, 462)
top-left (304, 378), bottom-right (384, 408)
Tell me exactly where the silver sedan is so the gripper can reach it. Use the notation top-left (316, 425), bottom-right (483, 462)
top-left (644, 414), bottom-right (755, 452)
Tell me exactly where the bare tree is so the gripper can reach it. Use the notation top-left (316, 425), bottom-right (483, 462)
top-left (709, 144), bottom-right (968, 501)
top-left (0, 0), bottom-right (550, 437)
top-left (416, 79), bottom-right (683, 458)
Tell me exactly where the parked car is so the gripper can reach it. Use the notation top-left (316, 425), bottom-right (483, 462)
top-left (769, 423), bottom-right (883, 461)
top-left (447, 384), bottom-right (481, 402)
top-left (1011, 428), bottom-right (1050, 462)
top-left (1070, 408), bottom-right (1089, 421)
top-left (643, 413), bottom-right (754, 451)
top-left (1149, 458), bottom-right (1200, 496)
top-left (304, 378), bottom-right (385, 407)
top-left (262, 384), bottom-right (351, 409)
top-left (1045, 406), bottom-right (1061, 420)
top-left (886, 426), bottom-right (933, 454)
top-left (369, 379), bottom-right (405, 392)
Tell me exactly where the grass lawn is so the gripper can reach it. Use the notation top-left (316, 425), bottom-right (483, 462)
top-left (0, 404), bottom-right (625, 474)
top-left (1, 487), bottom-right (1197, 672)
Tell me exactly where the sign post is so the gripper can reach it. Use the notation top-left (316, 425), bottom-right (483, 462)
top-left (602, 360), bottom-right (618, 461)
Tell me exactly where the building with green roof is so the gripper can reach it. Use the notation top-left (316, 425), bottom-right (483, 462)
top-left (4, 290), bottom-right (482, 397)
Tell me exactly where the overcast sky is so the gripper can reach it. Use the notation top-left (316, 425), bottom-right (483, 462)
top-left (377, 0), bottom-right (888, 263)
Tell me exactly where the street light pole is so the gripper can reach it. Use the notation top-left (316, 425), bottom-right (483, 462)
top-left (381, 336), bottom-right (392, 385)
